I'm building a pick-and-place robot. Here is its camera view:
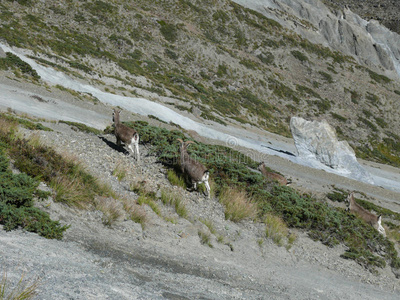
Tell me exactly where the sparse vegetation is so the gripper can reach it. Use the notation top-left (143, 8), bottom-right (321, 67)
top-left (219, 187), bottom-right (258, 222)
top-left (0, 271), bottom-right (40, 300)
top-left (160, 189), bottom-right (188, 218)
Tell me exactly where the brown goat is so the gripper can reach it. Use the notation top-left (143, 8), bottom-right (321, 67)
top-left (112, 109), bottom-right (140, 162)
top-left (177, 139), bottom-right (210, 198)
top-left (257, 162), bottom-right (290, 186)
top-left (345, 192), bottom-right (386, 236)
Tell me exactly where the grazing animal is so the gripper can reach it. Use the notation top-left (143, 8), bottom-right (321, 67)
top-left (345, 192), bottom-right (386, 237)
top-left (112, 109), bottom-right (140, 162)
top-left (177, 139), bottom-right (210, 198)
top-left (257, 162), bottom-right (290, 186)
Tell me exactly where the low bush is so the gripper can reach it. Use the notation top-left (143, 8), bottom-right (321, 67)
top-left (0, 150), bottom-right (68, 239)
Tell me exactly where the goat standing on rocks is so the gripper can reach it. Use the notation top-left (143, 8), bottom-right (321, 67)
top-left (345, 192), bottom-right (386, 237)
top-left (112, 109), bottom-right (140, 162)
top-left (177, 139), bottom-right (210, 198)
top-left (258, 162), bottom-right (290, 186)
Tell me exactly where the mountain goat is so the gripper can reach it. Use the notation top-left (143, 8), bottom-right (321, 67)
top-left (345, 192), bottom-right (386, 237)
top-left (177, 139), bottom-right (210, 198)
top-left (258, 162), bottom-right (290, 186)
top-left (112, 109), bottom-right (140, 162)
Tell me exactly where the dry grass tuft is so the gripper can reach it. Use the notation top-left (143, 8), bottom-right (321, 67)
top-left (112, 161), bottom-right (128, 181)
top-left (160, 189), bottom-right (188, 218)
top-left (219, 187), bottom-right (258, 222)
top-left (166, 169), bottom-right (186, 189)
top-left (123, 197), bottom-right (147, 229)
top-left (0, 271), bottom-right (41, 300)
top-left (94, 196), bottom-right (124, 226)
top-left (264, 214), bottom-right (297, 249)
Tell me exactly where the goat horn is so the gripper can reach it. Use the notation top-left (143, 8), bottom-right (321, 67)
top-left (185, 141), bottom-right (195, 145)
top-left (177, 138), bottom-right (183, 143)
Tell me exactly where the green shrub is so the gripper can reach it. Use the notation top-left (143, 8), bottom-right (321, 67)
top-left (0, 150), bottom-right (68, 239)
top-left (318, 71), bottom-right (333, 83)
top-left (158, 20), bottom-right (178, 43)
top-left (291, 50), bottom-right (308, 62)
top-left (368, 70), bottom-right (391, 84)
top-left (0, 52), bottom-right (40, 79)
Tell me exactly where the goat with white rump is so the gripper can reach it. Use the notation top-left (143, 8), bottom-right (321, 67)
top-left (177, 139), bottom-right (210, 198)
top-left (258, 162), bottom-right (290, 186)
top-left (112, 109), bottom-right (140, 162)
top-left (345, 192), bottom-right (386, 237)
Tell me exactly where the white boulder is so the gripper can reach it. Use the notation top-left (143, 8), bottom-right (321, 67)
top-left (290, 117), bottom-right (374, 184)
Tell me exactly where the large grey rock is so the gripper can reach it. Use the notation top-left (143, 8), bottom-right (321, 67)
top-left (232, 0), bottom-right (400, 79)
top-left (290, 117), bottom-right (374, 184)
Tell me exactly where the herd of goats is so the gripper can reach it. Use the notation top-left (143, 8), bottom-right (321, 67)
top-left (112, 109), bottom-right (386, 237)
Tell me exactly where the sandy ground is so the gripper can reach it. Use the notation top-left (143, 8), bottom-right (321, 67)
top-left (1, 74), bottom-right (400, 299)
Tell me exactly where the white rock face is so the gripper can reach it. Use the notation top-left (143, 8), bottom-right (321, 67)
top-left (232, 0), bottom-right (400, 79)
top-left (290, 117), bottom-right (374, 184)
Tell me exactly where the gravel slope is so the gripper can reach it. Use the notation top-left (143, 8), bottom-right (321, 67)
top-left (1, 76), bottom-right (400, 299)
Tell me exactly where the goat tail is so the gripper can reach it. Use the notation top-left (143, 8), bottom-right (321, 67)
top-left (286, 178), bottom-right (292, 185)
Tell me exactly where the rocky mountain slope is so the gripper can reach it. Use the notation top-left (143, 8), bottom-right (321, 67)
top-left (1, 0), bottom-right (400, 167)
top-left (1, 76), bottom-right (400, 298)
top-left (324, 0), bottom-right (400, 34)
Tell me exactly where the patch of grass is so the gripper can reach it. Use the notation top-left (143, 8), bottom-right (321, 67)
top-left (158, 20), bottom-right (178, 43)
top-left (137, 194), bottom-right (161, 216)
top-left (198, 230), bottom-right (213, 248)
top-left (264, 214), bottom-right (289, 247)
top-left (219, 187), bottom-right (257, 222)
top-left (291, 50), bottom-right (308, 62)
top-left (0, 52), bottom-right (40, 80)
top-left (167, 169), bottom-right (186, 189)
top-left (94, 197), bottom-right (123, 227)
top-left (0, 116), bottom-right (113, 208)
top-left (368, 69), bottom-right (391, 84)
top-left (200, 218), bottom-right (216, 235)
top-left (59, 121), bottom-right (102, 135)
top-left (112, 162), bottom-right (127, 182)
top-left (0, 113), bottom-right (51, 132)
top-left (318, 71), bottom-right (333, 83)
top-left (123, 198), bottom-right (147, 229)
top-left (330, 112), bottom-right (347, 122)
top-left (0, 271), bottom-right (41, 300)
top-left (160, 189), bottom-right (188, 218)
top-left (0, 148), bottom-right (68, 239)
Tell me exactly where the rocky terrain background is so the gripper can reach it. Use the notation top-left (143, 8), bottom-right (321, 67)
top-left (324, 0), bottom-right (400, 34)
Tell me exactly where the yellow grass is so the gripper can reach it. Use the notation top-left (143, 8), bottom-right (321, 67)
top-left (218, 187), bottom-right (258, 222)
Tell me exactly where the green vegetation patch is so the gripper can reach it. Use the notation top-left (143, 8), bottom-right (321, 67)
top-left (0, 148), bottom-right (68, 239)
top-left (0, 52), bottom-right (40, 79)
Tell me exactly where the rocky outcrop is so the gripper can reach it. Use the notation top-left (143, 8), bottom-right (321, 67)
top-left (290, 117), bottom-right (374, 184)
top-left (233, 0), bottom-right (400, 78)
top-left (325, 0), bottom-right (400, 35)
